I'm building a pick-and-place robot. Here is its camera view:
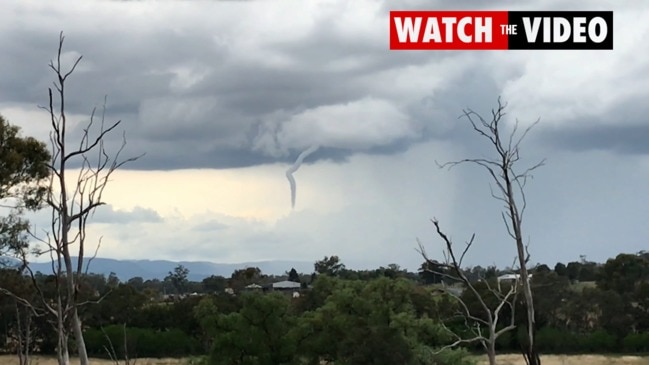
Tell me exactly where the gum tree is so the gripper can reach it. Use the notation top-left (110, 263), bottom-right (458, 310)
top-left (435, 99), bottom-right (544, 365)
top-left (27, 32), bottom-right (142, 365)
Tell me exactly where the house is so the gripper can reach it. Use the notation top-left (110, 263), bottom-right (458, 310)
top-left (497, 273), bottom-right (533, 282)
top-left (497, 273), bottom-right (533, 291)
top-left (271, 280), bottom-right (302, 291)
top-left (244, 283), bottom-right (262, 291)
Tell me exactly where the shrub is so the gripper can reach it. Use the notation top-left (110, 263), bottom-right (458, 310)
top-left (84, 325), bottom-right (199, 358)
top-left (578, 330), bottom-right (617, 353)
top-left (622, 332), bottom-right (649, 352)
top-left (536, 327), bottom-right (579, 354)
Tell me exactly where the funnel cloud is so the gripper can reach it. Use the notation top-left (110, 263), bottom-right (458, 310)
top-left (286, 145), bottom-right (320, 209)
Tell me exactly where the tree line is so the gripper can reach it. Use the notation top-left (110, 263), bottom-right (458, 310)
top-left (0, 251), bottom-right (648, 364)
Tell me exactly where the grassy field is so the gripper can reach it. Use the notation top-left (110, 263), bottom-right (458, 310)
top-left (0, 356), bottom-right (188, 365)
top-left (474, 354), bottom-right (649, 365)
top-left (2, 354), bottom-right (649, 365)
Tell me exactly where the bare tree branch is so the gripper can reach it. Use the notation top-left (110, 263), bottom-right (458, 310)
top-left (2, 31), bottom-right (145, 365)
top-left (433, 97), bottom-right (543, 365)
top-left (417, 219), bottom-right (519, 365)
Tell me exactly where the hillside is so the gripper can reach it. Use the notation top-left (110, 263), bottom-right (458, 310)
top-left (24, 257), bottom-right (314, 281)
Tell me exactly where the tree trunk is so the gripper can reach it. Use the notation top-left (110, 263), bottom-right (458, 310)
top-left (62, 344), bottom-right (70, 365)
top-left (72, 308), bottom-right (89, 365)
top-left (62, 249), bottom-right (89, 365)
top-left (57, 330), bottom-right (70, 365)
top-left (15, 302), bottom-right (27, 365)
top-left (23, 314), bottom-right (31, 365)
top-left (505, 176), bottom-right (540, 365)
top-left (22, 308), bottom-right (31, 365)
top-left (487, 341), bottom-right (497, 365)
top-left (56, 298), bottom-right (70, 365)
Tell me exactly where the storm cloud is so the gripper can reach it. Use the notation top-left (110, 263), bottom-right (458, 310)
top-left (2, 0), bottom-right (649, 270)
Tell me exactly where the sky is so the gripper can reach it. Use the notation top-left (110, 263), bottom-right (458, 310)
top-left (1, 0), bottom-right (648, 272)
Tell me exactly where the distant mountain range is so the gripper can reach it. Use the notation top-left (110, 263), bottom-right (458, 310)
top-left (5, 257), bottom-right (315, 282)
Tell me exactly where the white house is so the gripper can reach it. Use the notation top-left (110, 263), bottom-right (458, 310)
top-left (497, 273), bottom-right (533, 291)
top-left (497, 274), bottom-right (533, 281)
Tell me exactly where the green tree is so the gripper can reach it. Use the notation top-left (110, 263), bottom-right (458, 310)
top-left (193, 296), bottom-right (221, 352)
top-left (597, 253), bottom-right (649, 295)
top-left (577, 258), bottom-right (600, 282)
top-left (529, 271), bottom-right (571, 329)
top-left (208, 292), bottom-right (298, 365)
top-left (296, 277), bottom-right (458, 365)
top-left (554, 262), bottom-right (567, 277)
top-left (166, 265), bottom-right (190, 295)
top-left (314, 255), bottom-right (345, 277)
top-left (86, 283), bottom-right (146, 326)
top-left (0, 114), bottom-right (50, 258)
top-left (633, 281), bottom-right (649, 332)
top-left (418, 260), bottom-right (445, 284)
top-left (229, 267), bottom-right (263, 291)
top-left (287, 268), bottom-right (300, 283)
top-left (202, 275), bottom-right (227, 293)
top-left (566, 262), bottom-right (581, 282)
top-left (107, 272), bottom-right (120, 289)
top-left (596, 289), bottom-right (634, 338)
top-left (379, 263), bottom-right (406, 279)
top-left (484, 265), bottom-right (498, 280)
top-left (126, 276), bottom-right (144, 292)
top-left (293, 274), bottom-right (340, 313)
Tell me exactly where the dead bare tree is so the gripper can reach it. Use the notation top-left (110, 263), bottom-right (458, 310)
top-left (436, 98), bottom-right (544, 365)
top-left (14, 300), bottom-right (33, 365)
top-left (0, 259), bottom-right (41, 365)
top-left (418, 219), bottom-right (518, 365)
top-left (23, 32), bottom-right (143, 365)
top-left (102, 324), bottom-right (138, 365)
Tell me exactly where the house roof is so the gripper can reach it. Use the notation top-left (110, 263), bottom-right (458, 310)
top-left (497, 274), bottom-right (533, 281)
top-left (245, 283), bottom-right (262, 289)
top-left (272, 280), bottom-right (301, 289)
top-left (498, 274), bottom-right (519, 280)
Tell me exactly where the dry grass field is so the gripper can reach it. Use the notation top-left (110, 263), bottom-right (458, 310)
top-left (474, 354), bottom-right (649, 365)
top-left (0, 356), bottom-right (188, 365)
top-left (2, 354), bottom-right (649, 365)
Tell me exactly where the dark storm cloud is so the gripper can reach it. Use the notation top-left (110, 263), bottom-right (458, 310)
top-left (5, 0), bottom-right (647, 271)
top-left (125, 143), bottom-right (278, 170)
top-left (0, 21), bottom-right (228, 113)
top-left (536, 96), bottom-right (649, 155)
top-left (0, 30), bottom-right (57, 104)
top-left (402, 61), bottom-right (527, 152)
top-left (0, 1), bottom-right (456, 171)
top-left (541, 124), bottom-right (649, 155)
top-left (2, 0), bottom-right (646, 173)
top-left (123, 139), bottom-right (418, 171)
